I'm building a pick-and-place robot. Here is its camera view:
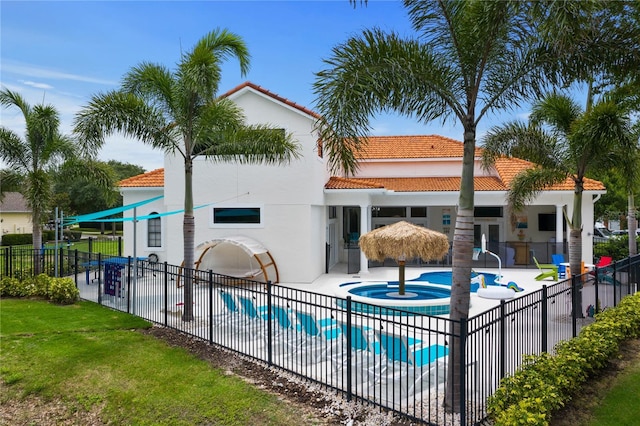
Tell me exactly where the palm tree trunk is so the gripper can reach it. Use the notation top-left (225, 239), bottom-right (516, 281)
top-left (445, 122), bottom-right (475, 413)
top-left (182, 157), bottom-right (195, 322)
top-left (398, 259), bottom-right (406, 295)
top-left (568, 184), bottom-right (583, 317)
top-left (568, 227), bottom-right (583, 317)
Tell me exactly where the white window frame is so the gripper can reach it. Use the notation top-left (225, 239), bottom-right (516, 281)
top-left (146, 212), bottom-right (163, 249)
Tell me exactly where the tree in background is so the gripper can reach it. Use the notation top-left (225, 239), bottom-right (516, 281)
top-left (74, 29), bottom-right (300, 322)
top-left (525, 0), bottom-right (640, 259)
top-left (53, 160), bottom-right (145, 234)
top-left (0, 169), bottom-right (24, 199)
top-left (0, 88), bottom-right (107, 272)
top-left (482, 90), bottom-right (634, 279)
top-left (314, 1), bottom-right (555, 411)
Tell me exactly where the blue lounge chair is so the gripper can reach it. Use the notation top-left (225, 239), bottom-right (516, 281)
top-left (333, 320), bottom-right (383, 391)
top-left (292, 309), bottom-right (341, 364)
top-left (375, 329), bottom-right (448, 399)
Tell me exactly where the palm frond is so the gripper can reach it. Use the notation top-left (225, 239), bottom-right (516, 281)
top-left (572, 98), bottom-right (633, 175)
top-left (73, 91), bottom-right (174, 155)
top-left (121, 62), bottom-right (175, 116)
top-left (314, 28), bottom-right (454, 175)
top-left (198, 125), bottom-right (300, 165)
top-left (195, 28), bottom-right (251, 76)
top-left (481, 121), bottom-right (563, 170)
top-left (508, 167), bottom-right (568, 211)
top-left (0, 87), bottom-right (32, 117)
top-left (0, 128), bottom-right (29, 170)
top-left (530, 92), bottom-right (582, 135)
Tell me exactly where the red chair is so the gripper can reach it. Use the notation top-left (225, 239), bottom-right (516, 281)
top-left (589, 256), bottom-right (614, 282)
top-left (594, 256), bottom-right (613, 269)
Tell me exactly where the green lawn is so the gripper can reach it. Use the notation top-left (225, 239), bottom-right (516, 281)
top-left (0, 299), bottom-right (322, 425)
top-left (586, 358), bottom-right (640, 426)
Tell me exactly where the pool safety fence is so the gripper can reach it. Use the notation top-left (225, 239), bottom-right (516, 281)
top-left (1, 246), bottom-right (639, 425)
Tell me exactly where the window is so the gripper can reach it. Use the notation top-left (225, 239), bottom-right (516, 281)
top-left (410, 207), bottom-right (427, 218)
top-left (372, 207), bottom-right (406, 218)
top-left (474, 207), bottom-right (503, 218)
top-left (328, 206), bottom-right (337, 219)
top-left (147, 213), bottom-right (161, 247)
top-left (211, 206), bottom-right (263, 228)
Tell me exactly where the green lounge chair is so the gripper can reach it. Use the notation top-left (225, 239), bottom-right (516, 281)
top-left (533, 257), bottom-right (558, 281)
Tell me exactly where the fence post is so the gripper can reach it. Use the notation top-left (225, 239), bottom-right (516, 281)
top-left (346, 296), bottom-right (353, 402)
top-left (73, 250), bottom-right (79, 287)
top-left (595, 274), bottom-right (600, 314)
top-left (164, 262), bottom-right (168, 327)
top-left (97, 253), bottom-right (102, 305)
top-left (58, 246), bottom-right (63, 277)
top-left (118, 236), bottom-right (122, 257)
top-left (571, 275), bottom-right (578, 338)
top-left (500, 301), bottom-right (506, 380)
top-left (4, 247), bottom-right (9, 276)
top-left (88, 237), bottom-right (93, 254)
top-left (267, 280), bottom-right (273, 366)
top-left (541, 285), bottom-right (548, 352)
top-left (613, 260), bottom-right (619, 306)
top-left (126, 256), bottom-right (132, 314)
top-left (208, 270), bottom-right (213, 344)
top-left (459, 317), bottom-right (467, 426)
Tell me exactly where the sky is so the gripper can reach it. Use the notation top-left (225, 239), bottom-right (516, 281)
top-left (1, 0), bottom-right (537, 172)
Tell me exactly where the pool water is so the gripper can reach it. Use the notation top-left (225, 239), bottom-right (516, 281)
top-left (413, 271), bottom-right (500, 292)
top-left (346, 283), bottom-right (451, 300)
top-left (336, 270), bottom-right (501, 316)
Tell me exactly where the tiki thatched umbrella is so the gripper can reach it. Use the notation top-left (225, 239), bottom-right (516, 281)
top-left (358, 221), bottom-right (450, 296)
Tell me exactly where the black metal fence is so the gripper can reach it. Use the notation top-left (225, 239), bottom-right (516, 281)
top-left (1, 246), bottom-right (639, 425)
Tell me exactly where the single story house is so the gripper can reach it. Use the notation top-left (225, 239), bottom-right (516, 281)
top-left (119, 82), bottom-right (606, 285)
top-left (0, 192), bottom-right (32, 237)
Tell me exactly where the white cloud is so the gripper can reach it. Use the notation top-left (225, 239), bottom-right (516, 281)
top-left (3, 60), bottom-right (117, 86)
top-left (20, 80), bottom-right (54, 90)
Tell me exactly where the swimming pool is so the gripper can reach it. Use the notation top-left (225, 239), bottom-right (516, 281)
top-left (335, 270), bottom-right (501, 316)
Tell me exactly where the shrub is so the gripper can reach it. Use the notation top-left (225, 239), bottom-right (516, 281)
top-left (0, 276), bottom-right (21, 297)
top-left (48, 277), bottom-right (79, 305)
top-left (1, 233), bottom-right (33, 246)
top-left (1, 274), bottom-right (78, 305)
top-left (0, 275), bottom-right (34, 297)
top-left (487, 292), bottom-right (640, 425)
top-left (31, 274), bottom-right (53, 297)
top-left (594, 235), bottom-right (640, 261)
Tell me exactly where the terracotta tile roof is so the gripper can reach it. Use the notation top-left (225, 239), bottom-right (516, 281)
top-left (118, 168), bottom-right (164, 187)
top-left (0, 192), bottom-right (30, 212)
top-left (324, 177), bottom-right (385, 190)
top-left (221, 82), bottom-right (320, 119)
top-left (325, 176), bottom-right (507, 192)
top-left (492, 157), bottom-right (605, 191)
top-left (116, 141), bottom-right (604, 193)
top-left (356, 135), bottom-right (482, 159)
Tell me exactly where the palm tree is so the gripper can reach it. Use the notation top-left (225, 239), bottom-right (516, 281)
top-left (482, 89), bottom-right (634, 279)
top-left (313, 0), bottom-right (553, 411)
top-left (617, 121), bottom-right (640, 256)
top-left (0, 88), bottom-right (76, 273)
top-left (74, 29), bottom-right (300, 322)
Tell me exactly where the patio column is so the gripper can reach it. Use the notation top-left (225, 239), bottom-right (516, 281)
top-left (556, 204), bottom-right (564, 254)
top-left (359, 204), bottom-right (370, 274)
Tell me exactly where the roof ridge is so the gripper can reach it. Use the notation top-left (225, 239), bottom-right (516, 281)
top-left (221, 81), bottom-right (320, 119)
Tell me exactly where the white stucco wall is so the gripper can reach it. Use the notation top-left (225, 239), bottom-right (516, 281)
top-left (155, 87), bottom-right (328, 283)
